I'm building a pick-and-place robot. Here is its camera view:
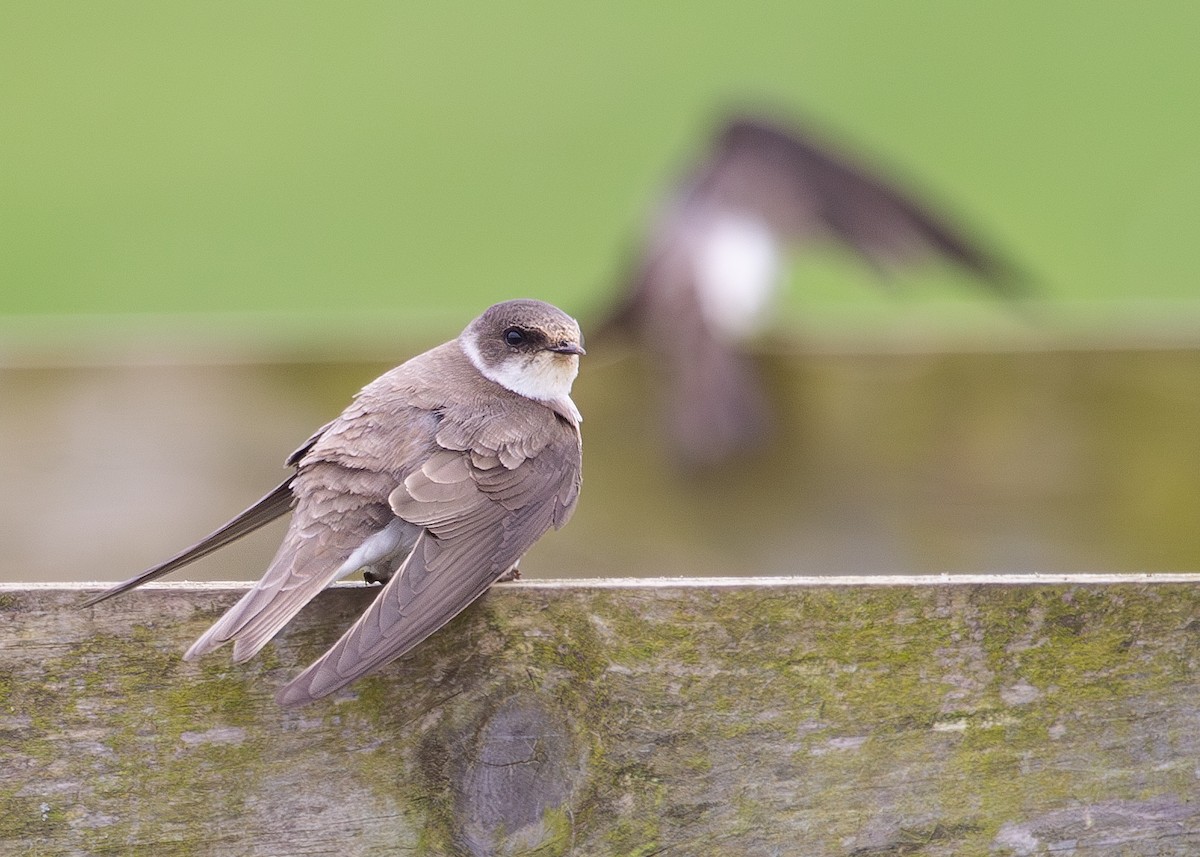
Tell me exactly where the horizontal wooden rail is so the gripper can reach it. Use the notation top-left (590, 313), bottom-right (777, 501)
top-left (3, 576), bottom-right (1199, 856)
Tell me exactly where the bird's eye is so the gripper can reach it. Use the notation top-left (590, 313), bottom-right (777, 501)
top-left (504, 328), bottom-right (526, 347)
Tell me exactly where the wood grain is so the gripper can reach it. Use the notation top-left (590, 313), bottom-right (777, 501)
top-left (2, 577), bottom-right (1199, 856)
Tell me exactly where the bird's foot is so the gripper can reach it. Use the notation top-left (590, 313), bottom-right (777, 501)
top-left (496, 563), bottom-right (522, 582)
top-left (363, 566), bottom-right (393, 585)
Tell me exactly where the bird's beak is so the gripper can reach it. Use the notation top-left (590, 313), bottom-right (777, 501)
top-left (549, 341), bottom-right (586, 356)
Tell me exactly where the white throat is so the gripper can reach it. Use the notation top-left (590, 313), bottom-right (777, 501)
top-left (693, 212), bottom-right (780, 341)
top-left (460, 338), bottom-right (581, 421)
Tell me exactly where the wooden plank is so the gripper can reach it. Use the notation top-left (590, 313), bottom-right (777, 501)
top-left (3, 577), bottom-right (1199, 856)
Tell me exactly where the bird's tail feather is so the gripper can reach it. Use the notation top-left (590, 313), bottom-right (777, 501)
top-left (81, 479), bottom-right (295, 607)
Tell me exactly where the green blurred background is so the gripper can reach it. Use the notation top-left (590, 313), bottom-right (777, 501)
top-left (3, 1), bottom-right (1199, 335)
top-left (2, 2), bottom-right (1198, 582)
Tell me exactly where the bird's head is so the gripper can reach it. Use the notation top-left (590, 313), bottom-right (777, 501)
top-left (462, 299), bottom-right (585, 402)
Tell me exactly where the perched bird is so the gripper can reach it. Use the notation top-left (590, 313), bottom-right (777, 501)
top-left (600, 113), bottom-right (1017, 468)
top-left (84, 299), bottom-right (585, 707)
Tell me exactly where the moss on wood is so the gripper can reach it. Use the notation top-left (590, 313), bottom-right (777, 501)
top-left (2, 579), bottom-right (1199, 855)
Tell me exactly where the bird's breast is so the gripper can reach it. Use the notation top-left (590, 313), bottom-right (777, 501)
top-left (692, 212), bottom-right (781, 340)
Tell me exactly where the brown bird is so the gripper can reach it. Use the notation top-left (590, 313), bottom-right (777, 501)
top-left (600, 113), bottom-right (1017, 468)
top-left (85, 299), bottom-right (585, 707)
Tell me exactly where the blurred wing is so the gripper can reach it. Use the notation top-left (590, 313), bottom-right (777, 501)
top-left (276, 430), bottom-right (581, 707)
top-left (598, 114), bottom-right (1019, 347)
top-left (701, 116), bottom-right (1016, 284)
top-left (81, 478), bottom-right (295, 607)
top-left (595, 114), bottom-right (1022, 468)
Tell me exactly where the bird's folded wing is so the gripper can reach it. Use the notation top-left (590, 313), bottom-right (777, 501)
top-left (275, 437), bottom-right (580, 707)
top-left (183, 461), bottom-right (398, 664)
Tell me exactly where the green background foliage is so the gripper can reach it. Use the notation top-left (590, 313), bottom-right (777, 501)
top-left (3, 2), bottom-right (1198, 334)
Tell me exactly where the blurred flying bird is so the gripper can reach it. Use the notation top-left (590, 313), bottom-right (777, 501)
top-left (84, 299), bottom-right (585, 707)
top-left (599, 114), bottom-right (1017, 468)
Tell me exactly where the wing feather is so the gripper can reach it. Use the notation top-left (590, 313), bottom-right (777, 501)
top-left (84, 421), bottom-right (340, 608)
top-left (704, 116), bottom-right (1016, 284)
top-left (81, 479), bottom-right (295, 607)
top-left (276, 425), bottom-right (580, 707)
top-left (183, 469), bottom-right (399, 663)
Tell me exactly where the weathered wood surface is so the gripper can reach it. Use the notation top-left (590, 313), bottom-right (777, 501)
top-left (3, 576), bottom-right (1200, 856)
